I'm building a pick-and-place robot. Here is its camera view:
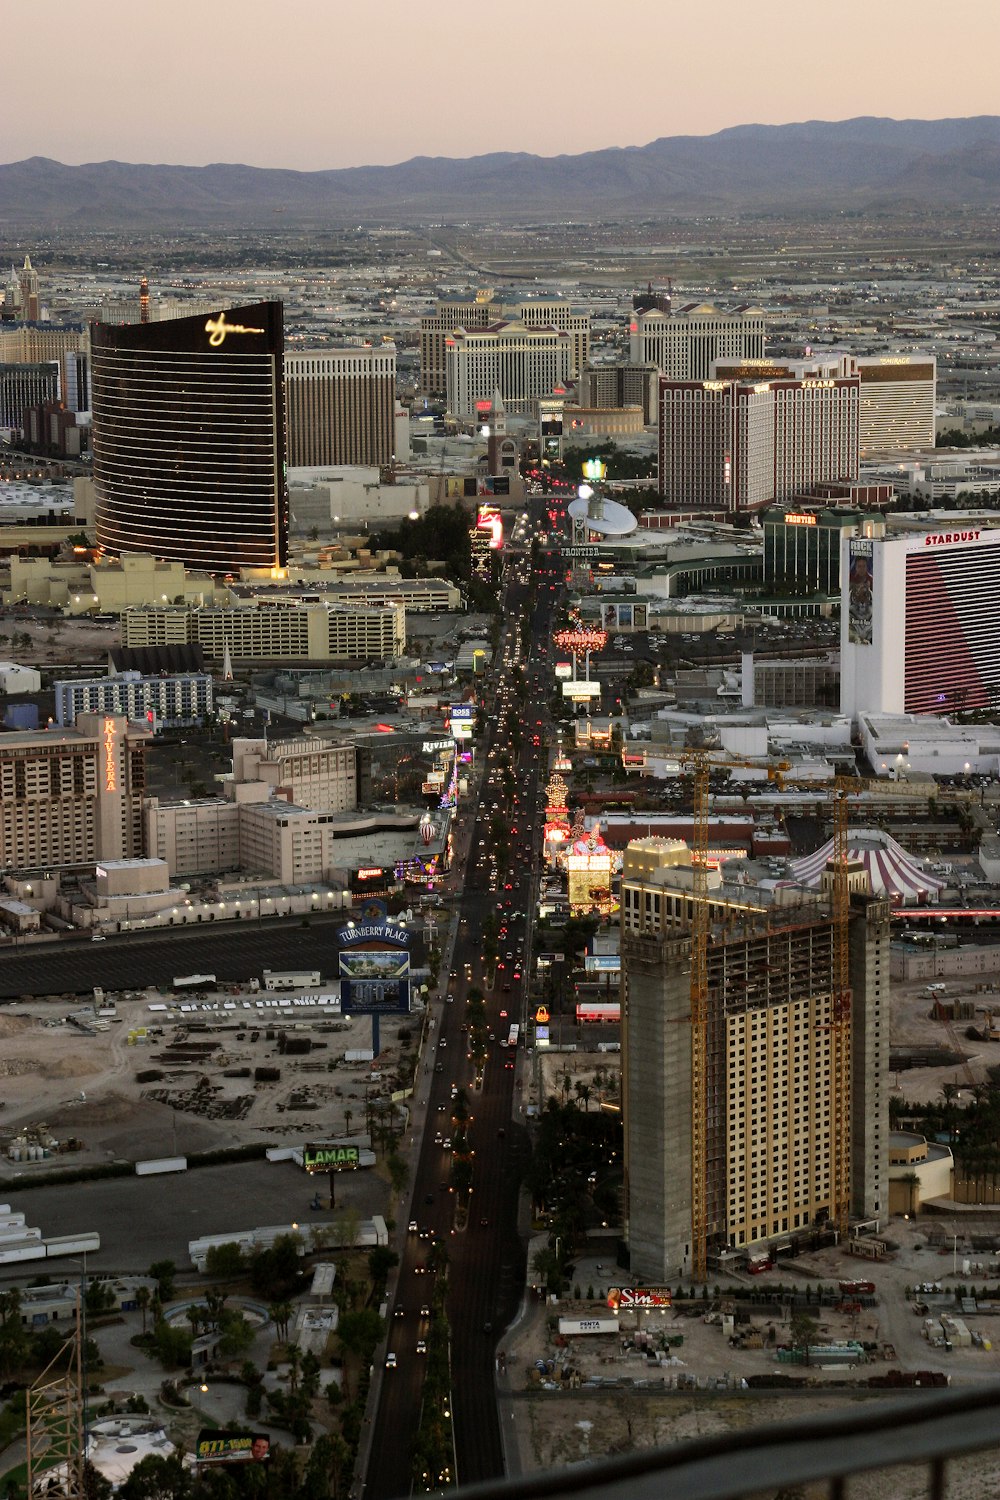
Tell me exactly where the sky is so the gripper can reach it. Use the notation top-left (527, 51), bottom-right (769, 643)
top-left (6, 0), bottom-right (1000, 171)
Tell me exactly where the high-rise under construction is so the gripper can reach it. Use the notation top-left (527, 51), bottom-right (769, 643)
top-left (620, 839), bottom-right (889, 1282)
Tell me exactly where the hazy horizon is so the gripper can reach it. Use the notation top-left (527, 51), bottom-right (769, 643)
top-left (6, 0), bottom-right (998, 172)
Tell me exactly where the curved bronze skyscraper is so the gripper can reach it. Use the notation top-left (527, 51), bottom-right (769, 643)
top-left (91, 302), bottom-right (287, 573)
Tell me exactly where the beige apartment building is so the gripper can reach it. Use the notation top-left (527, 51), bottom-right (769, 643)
top-left (857, 355), bottom-right (936, 453)
top-left (620, 839), bottom-right (889, 1280)
top-left (284, 347), bottom-right (397, 467)
top-left (146, 796), bottom-right (345, 885)
top-left (230, 737), bottom-right (356, 812)
top-left (446, 320), bottom-right (573, 419)
top-left (421, 294), bottom-right (589, 396)
top-left (0, 713), bottom-right (150, 870)
top-left (630, 302), bottom-right (766, 380)
top-left (147, 735), bottom-right (357, 881)
top-left (121, 599), bottom-right (406, 663)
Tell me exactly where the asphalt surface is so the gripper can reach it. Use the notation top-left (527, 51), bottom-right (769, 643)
top-left (0, 911), bottom-right (366, 999)
top-left (0, 1158), bottom-right (389, 1279)
top-left (365, 500), bottom-right (560, 1498)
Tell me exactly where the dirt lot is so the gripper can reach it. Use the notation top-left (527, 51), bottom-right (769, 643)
top-left (0, 612), bottom-right (119, 669)
top-left (0, 989), bottom-right (415, 1171)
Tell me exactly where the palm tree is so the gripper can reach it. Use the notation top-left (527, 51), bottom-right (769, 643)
top-left (270, 1301), bottom-right (293, 1344)
top-left (575, 1081), bottom-right (592, 1112)
top-left (343, 1108), bottom-right (353, 1138)
top-left (941, 1082), bottom-right (960, 1146)
top-left (286, 1342), bottom-right (300, 1396)
top-left (135, 1286), bottom-right (150, 1333)
top-left (900, 1170), bottom-right (921, 1219)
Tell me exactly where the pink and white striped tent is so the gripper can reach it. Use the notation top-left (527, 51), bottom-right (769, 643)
top-left (789, 830), bottom-right (945, 904)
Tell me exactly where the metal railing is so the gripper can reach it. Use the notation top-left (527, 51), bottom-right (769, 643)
top-left (459, 1383), bottom-right (1000, 1500)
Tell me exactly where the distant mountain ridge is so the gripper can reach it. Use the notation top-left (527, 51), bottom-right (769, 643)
top-left (3, 117), bottom-right (1000, 224)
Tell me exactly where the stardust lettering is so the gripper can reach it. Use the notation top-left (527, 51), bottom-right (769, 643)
top-left (924, 531), bottom-right (981, 546)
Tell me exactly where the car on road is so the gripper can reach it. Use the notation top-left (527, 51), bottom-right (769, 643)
top-left (408, 1220), bottom-right (418, 1233)
top-left (416, 1338), bottom-right (427, 1355)
top-left (386, 1352), bottom-right (398, 1369)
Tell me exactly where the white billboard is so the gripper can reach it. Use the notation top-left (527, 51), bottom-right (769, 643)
top-left (562, 680), bottom-right (601, 699)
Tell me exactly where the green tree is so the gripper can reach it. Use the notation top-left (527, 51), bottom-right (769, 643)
top-left (118, 1453), bottom-right (192, 1500)
top-left (789, 1310), bottom-right (820, 1366)
top-left (387, 1152), bottom-right (409, 1195)
top-left (337, 1308), bottom-right (385, 1398)
top-left (217, 1309), bottom-right (255, 1360)
top-left (150, 1320), bottom-right (192, 1370)
top-left (204, 1242), bottom-right (246, 1279)
top-left (148, 1260), bottom-right (176, 1301)
top-left (248, 1235), bottom-right (302, 1300)
top-left (367, 1246), bottom-right (399, 1291)
top-left (83, 1459), bottom-right (113, 1500)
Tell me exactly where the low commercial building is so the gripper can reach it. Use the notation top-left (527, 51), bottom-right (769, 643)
top-left (6, 552), bottom-right (221, 615)
top-left (0, 661), bottom-right (41, 695)
top-left (288, 467), bottom-right (430, 529)
top-left (236, 577), bottom-right (462, 612)
top-left (859, 713), bottom-right (1000, 778)
top-left (121, 599), bottom-right (406, 664)
top-left (54, 671), bottom-right (213, 728)
top-left (229, 736), bottom-right (357, 812)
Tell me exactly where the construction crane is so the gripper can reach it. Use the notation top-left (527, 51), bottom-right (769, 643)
top-left (684, 756), bottom-right (857, 1279)
top-left (682, 750), bottom-right (789, 1283)
top-left (829, 775), bottom-right (853, 1244)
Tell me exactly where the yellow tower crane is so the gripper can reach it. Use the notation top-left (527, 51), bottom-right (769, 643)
top-left (829, 774), bottom-right (854, 1244)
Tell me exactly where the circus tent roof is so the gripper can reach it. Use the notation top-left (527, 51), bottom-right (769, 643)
top-left (789, 829), bottom-right (945, 902)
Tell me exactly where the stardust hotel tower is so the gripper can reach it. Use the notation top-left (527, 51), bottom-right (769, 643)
top-left (91, 303), bottom-right (287, 574)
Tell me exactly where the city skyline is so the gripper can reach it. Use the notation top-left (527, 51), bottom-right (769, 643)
top-left (4, 0), bottom-right (997, 171)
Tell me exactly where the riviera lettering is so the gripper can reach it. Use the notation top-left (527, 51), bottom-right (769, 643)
top-left (924, 531), bottom-right (981, 546)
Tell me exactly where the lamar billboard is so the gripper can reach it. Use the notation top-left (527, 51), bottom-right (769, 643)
top-left (196, 1432), bottom-right (270, 1465)
top-left (304, 1143), bottom-right (360, 1174)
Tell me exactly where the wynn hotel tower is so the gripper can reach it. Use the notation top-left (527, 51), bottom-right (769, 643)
top-left (91, 302), bottom-right (287, 574)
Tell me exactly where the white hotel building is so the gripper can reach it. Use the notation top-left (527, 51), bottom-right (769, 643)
top-left (445, 320), bottom-right (573, 419)
top-left (857, 355), bottom-right (936, 454)
top-left (840, 525), bottom-right (1000, 719)
top-left (658, 357), bottom-right (860, 513)
top-left (631, 302), bottom-right (766, 380)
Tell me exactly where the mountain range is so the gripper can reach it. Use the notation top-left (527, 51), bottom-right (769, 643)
top-left (3, 117), bottom-right (1000, 224)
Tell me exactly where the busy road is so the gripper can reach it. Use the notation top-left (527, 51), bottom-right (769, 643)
top-left (365, 497), bottom-right (562, 1497)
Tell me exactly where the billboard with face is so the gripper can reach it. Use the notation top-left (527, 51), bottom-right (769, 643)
top-left (848, 539), bottom-right (874, 645)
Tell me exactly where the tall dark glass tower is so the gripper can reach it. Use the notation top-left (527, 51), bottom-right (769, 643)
top-left (91, 302), bottom-right (287, 573)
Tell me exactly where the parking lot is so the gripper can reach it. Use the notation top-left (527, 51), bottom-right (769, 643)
top-left (0, 1157), bottom-right (388, 1280)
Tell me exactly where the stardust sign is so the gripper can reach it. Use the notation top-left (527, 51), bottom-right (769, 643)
top-left (607, 1286), bottom-right (673, 1310)
top-left (304, 1143), bottom-right (360, 1173)
top-left (923, 530), bottom-right (981, 546)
